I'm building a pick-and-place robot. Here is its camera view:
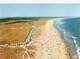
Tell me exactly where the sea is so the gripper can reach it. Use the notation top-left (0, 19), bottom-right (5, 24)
top-left (55, 17), bottom-right (80, 58)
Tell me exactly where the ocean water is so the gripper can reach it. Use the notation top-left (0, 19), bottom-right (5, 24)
top-left (57, 18), bottom-right (80, 46)
top-left (55, 17), bottom-right (80, 58)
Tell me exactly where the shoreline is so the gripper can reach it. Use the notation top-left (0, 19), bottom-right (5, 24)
top-left (54, 20), bottom-right (78, 59)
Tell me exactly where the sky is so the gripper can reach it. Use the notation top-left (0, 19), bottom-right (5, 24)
top-left (0, 4), bottom-right (80, 18)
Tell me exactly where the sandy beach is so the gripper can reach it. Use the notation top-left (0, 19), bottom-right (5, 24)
top-left (0, 18), bottom-right (74, 59)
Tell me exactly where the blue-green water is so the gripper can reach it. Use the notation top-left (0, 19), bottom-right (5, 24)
top-left (61, 18), bottom-right (80, 37)
top-left (57, 18), bottom-right (80, 46)
top-left (56, 17), bottom-right (80, 58)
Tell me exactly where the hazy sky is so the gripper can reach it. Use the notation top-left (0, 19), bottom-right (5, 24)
top-left (0, 4), bottom-right (80, 18)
